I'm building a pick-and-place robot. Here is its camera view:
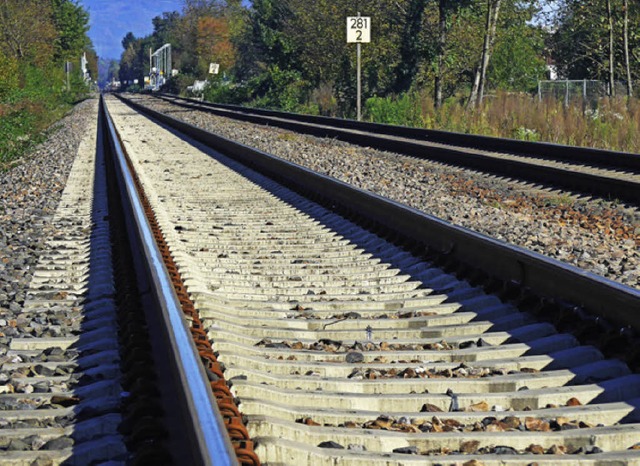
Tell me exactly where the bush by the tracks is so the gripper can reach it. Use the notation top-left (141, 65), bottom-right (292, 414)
top-left (247, 66), bottom-right (313, 113)
top-left (0, 0), bottom-right (95, 167)
top-left (0, 65), bottom-right (92, 167)
top-left (192, 72), bottom-right (639, 153)
top-left (163, 74), bottom-right (199, 96)
top-left (198, 67), bottom-right (318, 114)
top-left (365, 93), bottom-right (424, 127)
top-left (201, 79), bottom-right (250, 105)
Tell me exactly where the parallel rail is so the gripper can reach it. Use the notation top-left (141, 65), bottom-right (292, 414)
top-left (153, 93), bottom-right (640, 205)
top-left (118, 93), bottom-right (640, 330)
top-left (101, 96), bottom-right (238, 465)
top-left (11, 94), bottom-right (636, 464)
top-left (105, 93), bottom-right (640, 464)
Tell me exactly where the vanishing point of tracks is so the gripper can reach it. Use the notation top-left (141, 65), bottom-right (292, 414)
top-left (1, 94), bottom-right (640, 465)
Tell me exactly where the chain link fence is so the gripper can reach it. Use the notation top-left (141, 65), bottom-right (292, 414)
top-left (537, 80), bottom-right (629, 105)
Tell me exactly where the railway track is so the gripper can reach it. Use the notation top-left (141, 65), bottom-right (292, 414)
top-left (3, 93), bottom-right (639, 465)
top-left (0, 98), bottom-right (236, 465)
top-left (105, 93), bottom-right (640, 464)
top-left (0, 100), bottom-right (130, 465)
top-left (151, 93), bottom-right (640, 206)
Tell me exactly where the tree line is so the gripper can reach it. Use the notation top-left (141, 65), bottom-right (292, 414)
top-left (0, 0), bottom-right (97, 99)
top-left (118, 0), bottom-right (639, 115)
top-left (0, 0), bottom-right (96, 163)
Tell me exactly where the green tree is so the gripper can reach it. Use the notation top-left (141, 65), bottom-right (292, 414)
top-left (85, 47), bottom-right (99, 82)
top-left (489, 24), bottom-right (546, 91)
top-left (121, 32), bottom-right (137, 52)
top-left (152, 12), bottom-right (183, 68)
top-left (489, 1), bottom-right (547, 92)
top-left (51, 0), bottom-right (90, 61)
top-left (552, 0), bottom-right (615, 81)
top-left (551, 0), bottom-right (640, 94)
top-left (0, 0), bottom-right (57, 64)
top-left (468, 0), bottom-right (502, 107)
top-left (248, 0), bottom-right (297, 71)
top-left (431, 0), bottom-right (476, 106)
top-left (395, 0), bottom-right (428, 93)
top-left (419, 1), bottom-right (484, 101)
top-left (119, 35), bottom-right (156, 87)
top-left (0, 0), bottom-right (93, 163)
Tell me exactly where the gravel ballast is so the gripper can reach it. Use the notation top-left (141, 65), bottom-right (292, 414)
top-left (0, 99), bottom-right (97, 322)
top-left (131, 95), bottom-right (640, 290)
top-left (3, 93), bottom-right (635, 330)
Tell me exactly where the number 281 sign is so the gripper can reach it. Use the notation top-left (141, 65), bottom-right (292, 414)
top-left (347, 16), bottom-right (371, 43)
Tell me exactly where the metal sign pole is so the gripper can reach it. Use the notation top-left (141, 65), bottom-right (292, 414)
top-left (347, 11), bottom-right (370, 121)
top-left (357, 28), bottom-right (361, 121)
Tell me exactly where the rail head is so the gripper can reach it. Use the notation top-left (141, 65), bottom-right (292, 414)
top-left (117, 93), bottom-right (640, 333)
top-left (100, 95), bottom-right (238, 466)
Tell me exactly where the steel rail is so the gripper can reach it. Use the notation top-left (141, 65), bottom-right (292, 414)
top-left (154, 93), bottom-right (640, 205)
top-left (100, 95), bottom-right (238, 466)
top-left (117, 93), bottom-right (640, 332)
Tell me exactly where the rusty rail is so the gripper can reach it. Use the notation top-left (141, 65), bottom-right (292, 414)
top-left (101, 95), bottom-right (257, 465)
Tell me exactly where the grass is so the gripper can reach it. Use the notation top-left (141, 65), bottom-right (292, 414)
top-left (0, 101), bottom-right (72, 168)
top-left (0, 106), bottom-right (70, 169)
top-left (545, 194), bottom-right (575, 208)
top-left (277, 132), bottom-right (298, 142)
top-left (363, 90), bottom-right (640, 154)
top-left (484, 199), bottom-right (505, 210)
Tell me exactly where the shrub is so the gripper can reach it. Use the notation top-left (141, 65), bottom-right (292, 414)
top-left (162, 73), bottom-right (197, 95)
top-left (364, 93), bottom-right (423, 127)
top-left (310, 82), bottom-right (338, 116)
top-left (0, 104), bottom-right (45, 165)
top-left (365, 90), bottom-right (640, 152)
top-left (0, 63), bottom-right (91, 166)
top-left (203, 78), bottom-right (250, 104)
top-left (0, 52), bottom-right (19, 100)
top-left (246, 66), bottom-right (311, 112)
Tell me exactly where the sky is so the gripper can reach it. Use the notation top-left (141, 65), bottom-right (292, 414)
top-left (79, 0), bottom-right (185, 60)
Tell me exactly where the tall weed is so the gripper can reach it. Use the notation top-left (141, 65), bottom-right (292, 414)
top-left (364, 90), bottom-right (640, 153)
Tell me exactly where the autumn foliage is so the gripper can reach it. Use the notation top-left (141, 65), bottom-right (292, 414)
top-left (0, 0), bottom-right (95, 165)
top-left (197, 16), bottom-right (236, 74)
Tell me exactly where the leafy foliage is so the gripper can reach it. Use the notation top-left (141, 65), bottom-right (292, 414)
top-left (365, 93), bottom-right (424, 126)
top-left (197, 16), bottom-right (236, 74)
top-left (117, 1), bottom-right (555, 105)
top-left (247, 65), bottom-right (311, 112)
top-left (0, 0), bottom-right (94, 165)
top-left (51, 0), bottom-right (91, 61)
top-left (552, 0), bottom-right (640, 86)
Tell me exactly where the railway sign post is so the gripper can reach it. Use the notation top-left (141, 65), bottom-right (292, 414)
top-left (347, 14), bottom-right (371, 121)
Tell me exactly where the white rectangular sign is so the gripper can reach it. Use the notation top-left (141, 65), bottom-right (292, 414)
top-left (347, 16), bottom-right (371, 43)
top-left (209, 63), bottom-right (220, 75)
